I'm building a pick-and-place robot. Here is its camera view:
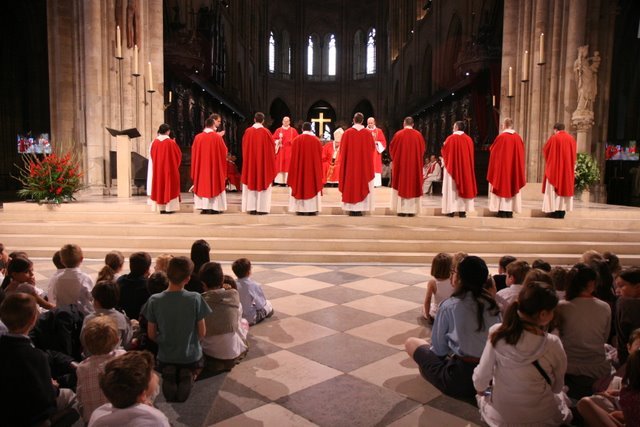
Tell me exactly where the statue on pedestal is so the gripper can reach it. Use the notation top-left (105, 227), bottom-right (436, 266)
top-left (572, 45), bottom-right (601, 129)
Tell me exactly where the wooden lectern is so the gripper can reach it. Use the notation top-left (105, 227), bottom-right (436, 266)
top-left (106, 127), bottom-right (141, 198)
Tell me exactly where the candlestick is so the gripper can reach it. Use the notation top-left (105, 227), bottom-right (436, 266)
top-left (538, 33), bottom-right (545, 65)
top-left (116, 26), bottom-right (122, 59)
top-left (132, 45), bottom-right (139, 75)
top-left (522, 50), bottom-right (529, 81)
top-left (508, 66), bottom-right (513, 97)
top-left (147, 62), bottom-right (154, 92)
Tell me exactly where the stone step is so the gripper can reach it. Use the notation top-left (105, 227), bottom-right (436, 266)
top-left (4, 222), bottom-right (639, 242)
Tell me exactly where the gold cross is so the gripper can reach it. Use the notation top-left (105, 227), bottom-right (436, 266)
top-left (311, 112), bottom-right (332, 138)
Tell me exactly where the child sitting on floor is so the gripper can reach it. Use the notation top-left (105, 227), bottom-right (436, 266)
top-left (97, 251), bottom-right (125, 283)
top-left (422, 252), bottom-right (453, 323)
top-left (143, 257), bottom-right (211, 402)
top-left (1, 255), bottom-right (54, 310)
top-left (89, 351), bottom-right (169, 427)
top-left (82, 281), bottom-right (133, 350)
top-left (49, 243), bottom-right (94, 314)
top-left (232, 258), bottom-right (273, 325)
top-left (76, 316), bottom-right (126, 423)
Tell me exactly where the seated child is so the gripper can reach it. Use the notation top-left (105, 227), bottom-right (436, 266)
top-left (532, 258), bottom-right (552, 272)
top-left (495, 260), bottom-right (530, 313)
top-left (135, 271), bottom-right (170, 355)
top-left (117, 252), bottom-right (152, 320)
top-left (143, 256), bottom-right (212, 402)
top-left (82, 281), bottom-right (133, 350)
top-left (153, 254), bottom-right (173, 273)
top-left (0, 242), bottom-right (8, 282)
top-left (232, 258), bottom-right (273, 325)
top-left (89, 351), bottom-right (169, 427)
top-left (422, 252), bottom-right (453, 322)
top-left (52, 250), bottom-right (65, 273)
top-left (0, 293), bottom-right (78, 426)
top-left (223, 275), bottom-right (238, 290)
top-left (1, 255), bottom-right (54, 310)
top-left (493, 255), bottom-right (516, 292)
top-left (550, 266), bottom-right (568, 300)
top-left (76, 316), bottom-right (126, 423)
top-left (200, 262), bottom-right (249, 373)
top-left (49, 244), bottom-right (94, 314)
top-left (97, 251), bottom-right (125, 283)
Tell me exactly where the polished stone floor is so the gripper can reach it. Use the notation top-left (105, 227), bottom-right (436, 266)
top-left (32, 259), bottom-right (482, 427)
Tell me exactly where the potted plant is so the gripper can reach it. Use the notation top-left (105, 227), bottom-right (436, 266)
top-left (574, 152), bottom-right (601, 197)
top-left (14, 152), bottom-right (84, 204)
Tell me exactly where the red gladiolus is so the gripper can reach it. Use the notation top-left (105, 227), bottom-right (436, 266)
top-left (56, 187), bottom-right (63, 195)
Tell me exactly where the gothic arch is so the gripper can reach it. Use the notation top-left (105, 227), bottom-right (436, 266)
top-left (307, 100), bottom-right (336, 140)
top-left (351, 99), bottom-right (375, 120)
top-left (268, 98), bottom-right (292, 132)
top-left (421, 44), bottom-right (433, 97)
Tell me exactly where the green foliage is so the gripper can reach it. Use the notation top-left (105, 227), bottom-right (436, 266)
top-left (14, 152), bottom-right (84, 204)
top-left (574, 152), bottom-right (601, 192)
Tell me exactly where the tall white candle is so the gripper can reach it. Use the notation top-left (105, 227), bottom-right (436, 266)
top-left (508, 66), bottom-right (513, 97)
top-left (147, 62), bottom-right (153, 91)
top-left (492, 95), bottom-right (496, 107)
top-left (169, 91), bottom-right (172, 103)
top-left (522, 50), bottom-right (529, 81)
top-left (539, 33), bottom-right (545, 64)
top-left (133, 45), bottom-right (139, 75)
top-left (116, 26), bottom-right (122, 58)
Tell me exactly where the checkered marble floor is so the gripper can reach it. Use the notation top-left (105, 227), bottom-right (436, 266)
top-left (32, 259), bottom-right (482, 427)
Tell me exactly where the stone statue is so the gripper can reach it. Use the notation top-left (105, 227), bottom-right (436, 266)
top-left (574, 45), bottom-right (601, 113)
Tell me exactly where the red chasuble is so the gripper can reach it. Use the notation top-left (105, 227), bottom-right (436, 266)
top-left (369, 127), bottom-right (388, 174)
top-left (542, 130), bottom-right (577, 197)
top-left (322, 142), bottom-right (341, 183)
top-left (241, 125), bottom-right (276, 191)
top-left (339, 127), bottom-right (375, 203)
top-left (287, 133), bottom-right (324, 200)
top-left (150, 137), bottom-right (182, 204)
top-left (191, 130), bottom-right (228, 198)
top-left (487, 131), bottom-right (526, 198)
top-left (227, 159), bottom-right (241, 189)
top-left (273, 126), bottom-right (299, 173)
top-left (441, 132), bottom-right (477, 199)
top-left (390, 128), bottom-right (426, 199)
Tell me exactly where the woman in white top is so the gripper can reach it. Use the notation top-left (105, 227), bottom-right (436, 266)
top-left (422, 252), bottom-right (453, 322)
top-left (556, 263), bottom-right (612, 399)
top-left (474, 282), bottom-right (572, 426)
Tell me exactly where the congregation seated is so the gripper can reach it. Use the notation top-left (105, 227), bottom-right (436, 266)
top-left (116, 251), bottom-right (151, 320)
top-left (556, 263), bottom-right (612, 399)
top-left (421, 252), bottom-right (453, 323)
top-left (1, 255), bottom-right (54, 310)
top-left (82, 281), bottom-right (133, 351)
top-left (89, 351), bottom-right (169, 426)
top-left (492, 255), bottom-right (516, 292)
top-left (96, 250), bottom-right (125, 283)
top-left (615, 267), bottom-right (640, 364)
top-left (49, 244), bottom-right (95, 315)
top-left (77, 316), bottom-right (126, 423)
top-left (405, 255), bottom-right (500, 399)
top-left (473, 282), bottom-right (572, 426)
top-left (185, 239), bottom-right (210, 293)
top-left (135, 271), bottom-right (169, 355)
top-left (199, 262), bottom-right (249, 374)
top-left (494, 260), bottom-right (530, 313)
top-left (232, 258), bottom-right (274, 326)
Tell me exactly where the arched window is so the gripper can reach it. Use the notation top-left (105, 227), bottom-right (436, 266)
top-left (307, 35), bottom-right (314, 76)
top-left (281, 30), bottom-right (291, 76)
top-left (268, 31), bottom-right (276, 73)
top-left (366, 28), bottom-right (376, 74)
top-left (327, 34), bottom-right (337, 76)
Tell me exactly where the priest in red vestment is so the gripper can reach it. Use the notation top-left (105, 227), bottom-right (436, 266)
top-left (191, 115), bottom-right (228, 214)
top-left (542, 122), bottom-right (577, 218)
top-left (367, 117), bottom-right (388, 187)
top-left (487, 118), bottom-right (526, 218)
top-left (322, 127), bottom-right (343, 187)
top-left (241, 112), bottom-right (276, 214)
top-left (389, 117), bottom-right (426, 216)
top-left (441, 121), bottom-right (477, 217)
top-left (339, 113), bottom-right (376, 216)
top-left (287, 122), bottom-right (324, 215)
top-left (272, 116), bottom-right (299, 186)
top-left (150, 123), bottom-right (182, 214)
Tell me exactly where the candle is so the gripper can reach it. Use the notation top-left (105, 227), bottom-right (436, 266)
top-left (133, 45), bottom-right (139, 75)
top-left (492, 95), bottom-right (496, 107)
top-left (169, 91), bottom-right (172, 103)
top-left (508, 66), bottom-right (513, 97)
top-left (147, 62), bottom-right (153, 91)
top-left (539, 33), bottom-right (545, 64)
top-left (522, 50), bottom-right (529, 81)
top-left (116, 26), bottom-right (122, 58)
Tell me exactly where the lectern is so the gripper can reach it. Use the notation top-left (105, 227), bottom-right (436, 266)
top-left (106, 127), bottom-right (141, 198)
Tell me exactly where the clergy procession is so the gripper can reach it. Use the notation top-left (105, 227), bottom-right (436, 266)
top-left (149, 111), bottom-right (577, 219)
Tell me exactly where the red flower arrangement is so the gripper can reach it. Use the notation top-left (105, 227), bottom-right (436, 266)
top-left (15, 152), bottom-right (84, 204)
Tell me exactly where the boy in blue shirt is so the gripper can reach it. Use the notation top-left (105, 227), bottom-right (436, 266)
top-left (144, 256), bottom-right (211, 402)
top-left (232, 258), bottom-right (273, 325)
